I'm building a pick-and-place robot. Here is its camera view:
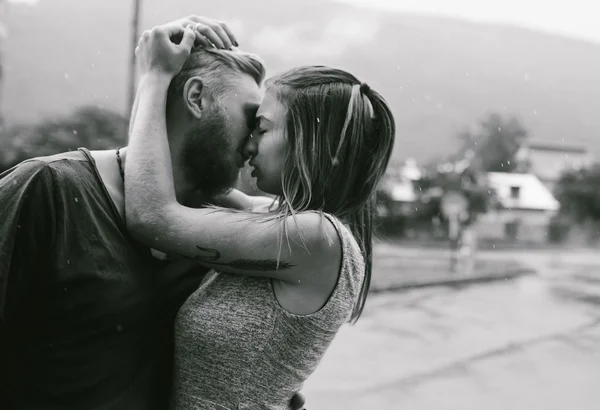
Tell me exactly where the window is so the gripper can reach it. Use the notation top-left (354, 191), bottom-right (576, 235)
top-left (510, 186), bottom-right (521, 199)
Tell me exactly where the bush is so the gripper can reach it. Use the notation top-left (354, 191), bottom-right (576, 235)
top-left (0, 106), bottom-right (128, 172)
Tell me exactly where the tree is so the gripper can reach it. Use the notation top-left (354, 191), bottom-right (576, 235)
top-left (412, 161), bottom-right (495, 227)
top-left (0, 106), bottom-right (128, 172)
top-left (554, 163), bottom-right (600, 223)
top-left (458, 113), bottom-right (528, 173)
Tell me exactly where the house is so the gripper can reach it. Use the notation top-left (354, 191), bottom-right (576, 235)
top-left (476, 172), bottom-right (560, 243)
top-left (516, 141), bottom-right (594, 192)
top-left (378, 159), bottom-right (419, 217)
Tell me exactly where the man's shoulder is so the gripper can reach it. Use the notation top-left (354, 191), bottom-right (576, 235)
top-left (25, 149), bottom-right (90, 171)
top-left (1, 149), bottom-right (95, 184)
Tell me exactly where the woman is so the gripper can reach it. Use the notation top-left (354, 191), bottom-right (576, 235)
top-left (125, 24), bottom-right (395, 409)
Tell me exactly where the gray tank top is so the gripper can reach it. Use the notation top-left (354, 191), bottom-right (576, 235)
top-left (170, 214), bottom-right (365, 409)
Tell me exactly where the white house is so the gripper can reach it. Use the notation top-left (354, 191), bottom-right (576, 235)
top-left (476, 172), bottom-right (560, 243)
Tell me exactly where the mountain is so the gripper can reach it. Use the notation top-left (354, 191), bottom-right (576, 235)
top-left (2, 0), bottom-right (600, 162)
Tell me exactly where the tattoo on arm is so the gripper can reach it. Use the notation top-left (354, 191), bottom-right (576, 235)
top-left (180, 245), bottom-right (296, 272)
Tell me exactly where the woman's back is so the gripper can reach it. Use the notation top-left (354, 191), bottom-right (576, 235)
top-left (170, 215), bottom-right (365, 409)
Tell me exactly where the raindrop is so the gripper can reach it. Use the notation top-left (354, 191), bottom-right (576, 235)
top-left (74, 197), bottom-right (79, 203)
top-left (116, 325), bottom-right (123, 332)
top-left (316, 117), bottom-right (320, 123)
top-left (72, 130), bottom-right (78, 135)
top-left (64, 73), bottom-right (70, 80)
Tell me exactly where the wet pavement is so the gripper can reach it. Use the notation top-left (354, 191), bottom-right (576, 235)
top-left (303, 248), bottom-right (600, 409)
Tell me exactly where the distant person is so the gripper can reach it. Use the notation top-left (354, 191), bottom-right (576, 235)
top-left (0, 15), bottom-right (305, 410)
top-left (124, 21), bottom-right (396, 409)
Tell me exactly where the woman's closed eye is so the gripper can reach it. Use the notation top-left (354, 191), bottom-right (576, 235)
top-left (253, 128), bottom-right (267, 137)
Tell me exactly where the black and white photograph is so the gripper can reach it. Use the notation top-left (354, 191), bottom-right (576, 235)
top-left (1, 0), bottom-right (599, 409)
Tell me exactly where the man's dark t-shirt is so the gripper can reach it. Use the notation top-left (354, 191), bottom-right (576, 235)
top-left (0, 149), bottom-right (202, 409)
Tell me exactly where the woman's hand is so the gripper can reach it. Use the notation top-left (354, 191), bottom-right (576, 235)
top-left (135, 25), bottom-right (196, 79)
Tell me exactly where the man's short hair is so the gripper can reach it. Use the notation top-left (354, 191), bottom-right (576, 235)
top-left (167, 47), bottom-right (266, 108)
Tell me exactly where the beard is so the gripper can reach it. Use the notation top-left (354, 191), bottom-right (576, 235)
top-left (181, 110), bottom-right (241, 197)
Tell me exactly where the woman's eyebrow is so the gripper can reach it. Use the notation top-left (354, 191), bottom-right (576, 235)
top-left (255, 115), bottom-right (273, 127)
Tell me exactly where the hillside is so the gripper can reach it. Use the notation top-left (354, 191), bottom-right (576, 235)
top-left (2, 0), bottom-right (600, 162)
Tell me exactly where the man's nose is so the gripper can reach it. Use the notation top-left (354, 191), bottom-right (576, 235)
top-left (243, 137), bottom-right (256, 160)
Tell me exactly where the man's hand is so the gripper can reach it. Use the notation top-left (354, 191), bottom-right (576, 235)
top-left (135, 25), bottom-right (196, 79)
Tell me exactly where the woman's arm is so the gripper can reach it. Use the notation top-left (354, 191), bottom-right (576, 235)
top-left (211, 189), bottom-right (279, 212)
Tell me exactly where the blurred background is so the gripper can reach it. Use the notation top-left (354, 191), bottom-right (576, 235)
top-left (1, 0), bottom-right (599, 408)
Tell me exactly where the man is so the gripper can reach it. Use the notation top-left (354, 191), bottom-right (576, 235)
top-left (0, 16), bottom-right (304, 410)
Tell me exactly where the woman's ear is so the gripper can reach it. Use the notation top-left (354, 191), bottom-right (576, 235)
top-left (183, 76), bottom-right (212, 120)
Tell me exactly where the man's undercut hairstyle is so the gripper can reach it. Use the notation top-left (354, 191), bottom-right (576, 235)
top-left (167, 47), bottom-right (266, 110)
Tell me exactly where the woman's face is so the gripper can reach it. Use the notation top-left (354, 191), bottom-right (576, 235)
top-left (244, 89), bottom-right (288, 195)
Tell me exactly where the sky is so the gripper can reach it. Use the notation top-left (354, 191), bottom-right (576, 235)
top-left (6, 0), bottom-right (600, 44)
top-left (333, 0), bottom-right (600, 44)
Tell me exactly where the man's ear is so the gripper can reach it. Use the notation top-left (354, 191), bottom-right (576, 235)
top-left (183, 76), bottom-right (212, 120)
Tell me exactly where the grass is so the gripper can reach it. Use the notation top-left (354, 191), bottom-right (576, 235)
top-left (370, 243), bottom-right (532, 292)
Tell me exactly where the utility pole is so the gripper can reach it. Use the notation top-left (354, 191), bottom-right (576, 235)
top-left (126, 0), bottom-right (142, 119)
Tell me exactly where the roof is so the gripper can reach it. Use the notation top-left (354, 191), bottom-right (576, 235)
top-left (380, 178), bottom-right (416, 202)
top-left (389, 180), bottom-right (416, 202)
top-left (487, 172), bottom-right (560, 212)
top-left (528, 141), bottom-right (588, 154)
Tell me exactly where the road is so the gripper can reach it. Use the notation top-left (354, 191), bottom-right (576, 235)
top-left (303, 248), bottom-right (600, 409)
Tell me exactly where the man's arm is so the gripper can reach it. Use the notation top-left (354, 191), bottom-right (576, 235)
top-left (0, 161), bottom-right (56, 331)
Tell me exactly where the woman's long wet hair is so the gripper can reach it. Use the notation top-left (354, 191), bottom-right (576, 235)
top-left (266, 66), bottom-right (396, 323)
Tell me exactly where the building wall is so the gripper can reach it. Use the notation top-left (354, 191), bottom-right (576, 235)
top-left (528, 148), bottom-right (593, 189)
top-left (476, 208), bottom-right (556, 243)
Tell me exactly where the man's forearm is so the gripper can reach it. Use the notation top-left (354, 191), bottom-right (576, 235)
top-left (128, 85), bottom-right (142, 139)
top-left (125, 73), bottom-right (175, 226)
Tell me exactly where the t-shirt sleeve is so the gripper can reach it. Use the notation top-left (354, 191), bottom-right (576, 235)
top-left (0, 161), bottom-right (57, 326)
